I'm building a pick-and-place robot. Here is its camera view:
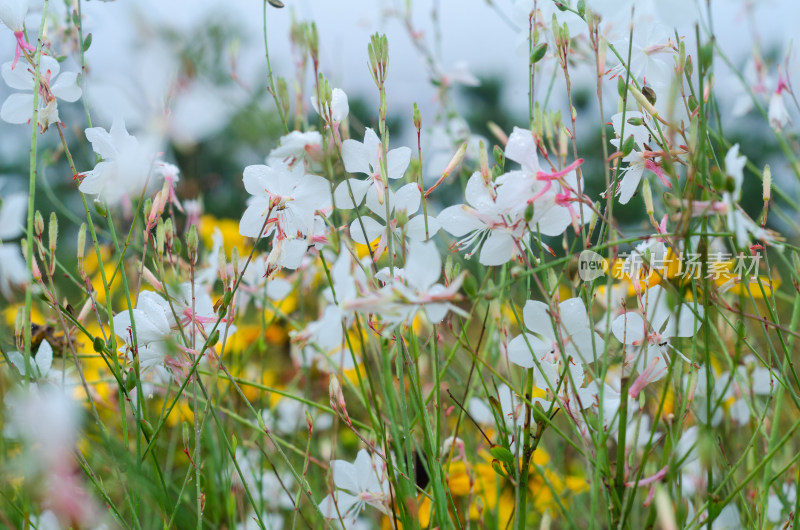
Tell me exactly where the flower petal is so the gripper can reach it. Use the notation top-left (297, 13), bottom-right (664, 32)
top-left (0, 92), bottom-right (32, 124)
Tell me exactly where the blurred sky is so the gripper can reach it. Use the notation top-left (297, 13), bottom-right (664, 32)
top-left (0, 0), bottom-right (798, 159)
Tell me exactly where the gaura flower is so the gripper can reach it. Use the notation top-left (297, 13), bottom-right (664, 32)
top-left (1, 56), bottom-right (81, 130)
top-left (349, 183), bottom-right (439, 259)
top-left (611, 285), bottom-right (703, 394)
top-left (318, 449), bottom-right (390, 525)
top-left (0, 0), bottom-right (34, 68)
top-left (79, 119), bottom-right (159, 209)
top-left (333, 127), bottom-right (411, 208)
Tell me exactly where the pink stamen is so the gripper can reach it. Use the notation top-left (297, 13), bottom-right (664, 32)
top-left (13, 31), bottom-right (36, 70)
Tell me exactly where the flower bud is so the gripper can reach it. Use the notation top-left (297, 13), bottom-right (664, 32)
top-left (763, 164), bottom-right (771, 202)
top-left (442, 142), bottom-right (467, 178)
top-left (48, 212), bottom-right (58, 254)
top-left (621, 134), bottom-right (635, 156)
top-left (77, 223), bottom-right (86, 262)
top-left (34, 210), bottom-right (44, 238)
top-left (187, 225), bottom-right (199, 264)
top-left (412, 102), bottom-right (421, 131)
top-left (531, 42), bottom-right (548, 63)
top-left (156, 218), bottom-right (165, 257)
top-left (642, 177), bottom-right (654, 217)
top-left (93, 198), bottom-right (107, 217)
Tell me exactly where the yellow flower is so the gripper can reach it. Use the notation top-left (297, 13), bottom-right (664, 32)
top-left (198, 214), bottom-right (251, 256)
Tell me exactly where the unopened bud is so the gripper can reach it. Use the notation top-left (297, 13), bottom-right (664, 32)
top-left (443, 143), bottom-right (467, 178)
top-left (629, 84), bottom-right (659, 119)
top-left (156, 218), bottom-right (165, 257)
top-left (531, 42), bottom-right (547, 63)
top-left (164, 218), bottom-right (174, 251)
top-left (231, 246), bottom-right (240, 279)
top-left (305, 410), bottom-right (313, 434)
top-left (412, 102), bottom-right (421, 130)
top-left (329, 375), bottom-right (345, 411)
top-left (218, 246), bottom-right (228, 284)
top-left (621, 134), bottom-right (635, 156)
top-left (643, 178), bottom-right (655, 223)
top-left (187, 225), bottom-right (198, 264)
top-left (479, 140), bottom-right (489, 178)
top-left (48, 212), bottom-right (58, 254)
top-left (77, 223), bottom-right (86, 262)
top-left (93, 198), bottom-right (107, 217)
top-left (763, 164), bottom-right (771, 202)
top-left (34, 211), bottom-right (44, 238)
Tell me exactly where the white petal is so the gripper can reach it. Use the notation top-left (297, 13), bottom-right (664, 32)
top-left (406, 215), bottom-right (439, 241)
top-left (393, 182), bottom-right (421, 214)
top-left (504, 127), bottom-right (540, 174)
top-left (522, 300), bottom-right (554, 338)
top-left (558, 298), bottom-right (589, 336)
top-left (330, 88), bottom-right (349, 122)
top-left (349, 216), bottom-right (384, 244)
top-left (333, 178), bottom-right (370, 209)
top-left (478, 230), bottom-right (514, 266)
top-left (7, 350), bottom-right (25, 375)
top-left (437, 205), bottom-right (484, 237)
top-left (386, 146), bottom-right (411, 179)
top-left (617, 163), bottom-right (643, 205)
top-left (405, 240), bottom-right (441, 291)
top-left (84, 126), bottom-right (117, 160)
top-left (35, 339), bottom-right (53, 376)
top-left (611, 312), bottom-right (645, 344)
top-left (50, 71), bottom-right (82, 102)
top-left (0, 192), bottom-right (27, 240)
top-left (0, 92), bottom-right (32, 124)
top-left (330, 458), bottom-right (360, 493)
top-left (1, 61), bottom-right (33, 90)
top-left (342, 139), bottom-right (373, 175)
top-left (508, 333), bottom-right (549, 368)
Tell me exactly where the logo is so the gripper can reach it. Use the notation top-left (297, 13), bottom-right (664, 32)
top-left (578, 250), bottom-right (607, 281)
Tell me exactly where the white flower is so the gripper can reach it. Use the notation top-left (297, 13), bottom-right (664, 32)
top-left (468, 383), bottom-right (523, 431)
top-left (350, 240), bottom-right (464, 325)
top-left (7, 339), bottom-right (53, 381)
top-left (349, 183), bottom-right (439, 258)
top-left (0, 185), bottom-right (28, 297)
top-left (1, 56), bottom-right (82, 129)
top-left (318, 449), bottom-right (390, 524)
top-left (113, 290), bottom-right (176, 375)
top-left (611, 285), bottom-right (703, 389)
top-left (439, 61), bottom-right (480, 87)
top-left (333, 128), bottom-right (411, 208)
top-left (239, 160), bottom-right (331, 240)
top-left (0, 0), bottom-right (26, 31)
top-left (268, 131), bottom-right (323, 168)
top-left (262, 398), bottom-right (332, 435)
top-left (719, 359), bottom-right (774, 426)
top-left (0, 0), bottom-right (35, 68)
top-left (311, 87), bottom-right (349, 123)
top-left (79, 119), bottom-right (158, 208)
top-left (768, 88), bottom-right (790, 130)
top-left (236, 254), bottom-right (293, 314)
top-left (767, 483), bottom-right (796, 524)
top-left (437, 171), bottom-right (527, 266)
top-left (508, 298), bottom-right (602, 368)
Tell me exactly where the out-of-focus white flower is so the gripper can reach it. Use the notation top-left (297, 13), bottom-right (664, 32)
top-left (767, 483), bottom-right (796, 524)
top-left (0, 184), bottom-right (27, 297)
top-left (439, 61), bottom-right (480, 87)
top-left (79, 119), bottom-right (159, 208)
top-left (349, 240), bottom-right (464, 325)
top-left (262, 398), bottom-right (332, 435)
top-left (468, 383), bottom-right (523, 431)
top-left (318, 449), bottom-right (390, 525)
top-left (8, 339), bottom-right (53, 381)
top-left (268, 131), bottom-right (323, 168)
top-left (1, 56), bottom-right (81, 129)
top-left (113, 290), bottom-right (176, 375)
top-left (0, 0), bottom-right (35, 67)
top-left (719, 357), bottom-right (775, 426)
top-left (769, 79), bottom-right (791, 130)
top-left (508, 298), bottom-right (602, 368)
top-left (334, 128), bottom-right (411, 208)
top-left (611, 285), bottom-right (703, 392)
